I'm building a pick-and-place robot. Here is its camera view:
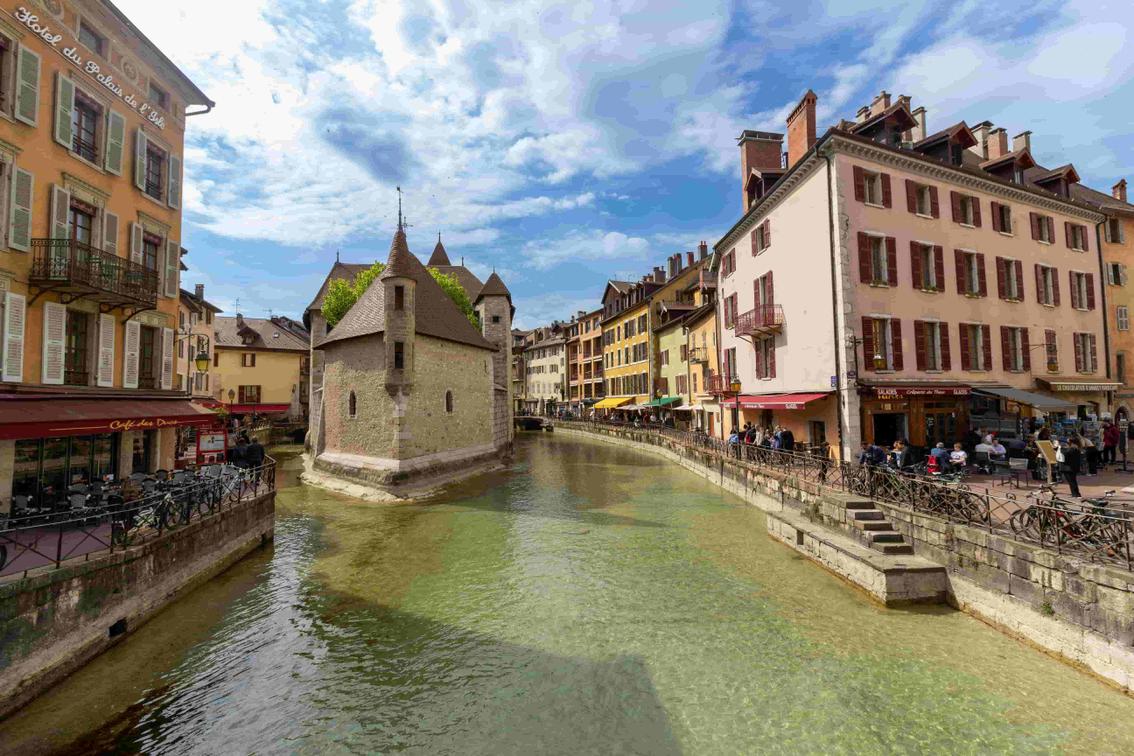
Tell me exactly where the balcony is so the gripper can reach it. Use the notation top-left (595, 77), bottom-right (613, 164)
top-left (705, 373), bottom-right (738, 395)
top-left (688, 346), bottom-right (709, 363)
top-left (733, 305), bottom-right (784, 337)
top-left (30, 239), bottom-right (159, 310)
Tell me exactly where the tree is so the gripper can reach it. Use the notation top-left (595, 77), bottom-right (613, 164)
top-left (323, 262), bottom-right (480, 329)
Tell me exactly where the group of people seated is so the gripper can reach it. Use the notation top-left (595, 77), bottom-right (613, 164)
top-left (858, 430), bottom-right (1033, 476)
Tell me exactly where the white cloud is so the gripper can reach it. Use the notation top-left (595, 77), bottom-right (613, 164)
top-left (522, 230), bottom-right (650, 271)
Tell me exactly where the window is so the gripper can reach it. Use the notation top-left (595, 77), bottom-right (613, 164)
top-left (1035, 265), bottom-right (1058, 306)
top-left (214, 351), bottom-right (220, 368)
top-left (145, 142), bottom-right (167, 201)
top-left (722, 249), bottom-right (736, 277)
top-left (1108, 262), bottom-right (1126, 286)
top-left (991, 202), bottom-right (1013, 234)
top-left (1066, 222), bottom-right (1088, 251)
top-left (857, 234), bottom-right (895, 286)
top-left (492, 315), bottom-right (501, 323)
top-left (960, 323), bottom-right (990, 371)
top-left (755, 337), bottom-right (775, 379)
top-left (1119, 306), bottom-right (1130, 331)
top-left (724, 347), bottom-right (737, 381)
top-left (238, 385), bottom-right (262, 403)
top-left (64, 310), bottom-right (89, 386)
top-left (911, 242), bottom-right (941, 291)
top-left (1106, 217), bottom-right (1126, 244)
top-left (752, 220), bottom-right (770, 254)
top-left (1074, 332), bottom-right (1097, 373)
top-left (78, 21), bottom-right (106, 56)
top-left (955, 250), bottom-right (986, 297)
top-left (70, 202), bottom-right (94, 245)
top-left (142, 234), bottom-right (160, 272)
top-left (394, 285), bottom-right (404, 310)
top-left (241, 353), bottom-right (256, 367)
top-left (445, 390), bottom-right (454, 413)
top-left (1001, 326), bottom-right (1028, 372)
top-left (855, 167), bottom-right (887, 206)
top-left (915, 320), bottom-right (947, 371)
top-left (638, 314), bottom-right (647, 333)
top-left (861, 316), bottom-right (900, 372)
top-left (148, 81), bottom-right (169, 110)
top-left (394, 341), bottom-right (404, 369)
top-left (1031, 212), bottom-right (1055, 243)
top-left (997, 257), bottom-right (1022, 301)
top-left (907, 181), bottom-right (937, 217)
top-left (1069, 271), bottom-right (1095, 311)
top-left (71, 90), bottom-right (101, 162)
top-left (1045, 329), bottom-right (1058, 372)
top-left (951, 192), bottom-right (979, 227)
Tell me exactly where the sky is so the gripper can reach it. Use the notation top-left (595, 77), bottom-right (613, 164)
top-left (116, 0), bottom-right (1134, 329)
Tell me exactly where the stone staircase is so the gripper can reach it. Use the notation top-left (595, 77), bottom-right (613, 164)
top-left (844, 500), bottom-right (914, 555)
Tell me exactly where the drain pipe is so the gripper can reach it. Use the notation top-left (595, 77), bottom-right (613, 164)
top-left (822, 147), bottom-right (847, 461)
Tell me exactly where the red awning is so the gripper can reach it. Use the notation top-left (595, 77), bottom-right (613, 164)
top-left (227, 403), bottom-right (291, 414)
top-left (735, 392), bottom-right (831, 410)
top-left (0, 398), bottom-right (218, 440)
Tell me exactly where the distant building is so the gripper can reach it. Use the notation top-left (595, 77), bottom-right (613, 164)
top-left (523, 323), bottom-right (566, 415)
top-left (212, 314), bottom-right (310, 424)
top-left (178, 284), bottom-right (221, 399)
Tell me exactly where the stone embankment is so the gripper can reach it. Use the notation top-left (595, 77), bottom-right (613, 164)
top-left (555, 421), bottom-right (1134, 693)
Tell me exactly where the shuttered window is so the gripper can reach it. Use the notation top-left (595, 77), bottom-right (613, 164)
top-left (959, 323), bottom-right (992, 371)
top-left (8, 166), bottom-right (34, 251)
top-left (1118, 306), bottom-right (1130, 332)
top-left (955, 250), bottom-right (987, 297)
top-left (858, 233), bottom-right (896, 286)
top-left (913, 320), bottom-right (948, 372)
top-left (861, 316), bottom-right (901, 371)
top-left (2, 290), bottom-right (25, 382)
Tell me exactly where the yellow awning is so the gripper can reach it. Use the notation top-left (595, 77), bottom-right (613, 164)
top-left (594, 396), bottom-right (632, 409)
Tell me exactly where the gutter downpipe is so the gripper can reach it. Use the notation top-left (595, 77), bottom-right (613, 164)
top-left (186, 103), bottom-right (214, 117)
top-left (822, 144), bottom-right (847, 461)
top-left (1095, 218), bottom-right (1113, 409)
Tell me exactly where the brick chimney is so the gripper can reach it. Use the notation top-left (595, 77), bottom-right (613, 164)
top-left (698, 240), bottom-right (708, 259)
top-left (856, 105), bottom-right (870, 123)
top-left (667, 255), bottom-right (678, 279)
top-left (653, 267), bottom-right (665, 284)
top-left (869, 90), bottom-right (891, 116)
top-left (1012, 131), bottom-right (1032, 153)
top-left (986, 128), bottom-right (1009, 160)
top-left (738, 130), bottom-right (784, 210)
top-left (909, 106), bottom-right (927, 143)
top-left (686, 250), bottom-right (695, 267)
top-left (1114, 179), bottom-right (1127, 202)
top-left (195, 283), bottom-right (204, 300)
top-left (786, 89), bottom-right (817, 169)
top-left (969, 121), bottom-right (991, 158)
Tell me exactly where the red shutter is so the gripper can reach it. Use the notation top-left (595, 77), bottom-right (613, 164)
top-left (768, 339), bottom-right (776, 378)
top-left (754, 337), bottom-right (764, 378)
top-left (1074, 334), bottom-right (1084, 372)
top-left (753, 278), bottom-right (762, 310)
top-left (906, 179), bottom-right (918, 213)
top-left (862, 317), bottom-right (875, 372)
top-left (886, 237), bottom-right (897, 286)
top-left (955, 249), bottom-right (966, 294)
top-left (880, 173), bottom-right (892, 208)
top-left (1052, 269), bottom-right (1060, 306)
top-left (996, 257), bottom-right (1007, 299)
top-left (1030, 212), bottom-right (1041, 240)
top-left (1086, 273), bottom-right (1096, 310)
top-left (853, 166), bottom-right (865, 202)
top-left (991, 202), bottom-right (1002, 232)
top-left (929, 186), bottom-right (940, 218)
top-left (766, 271), bottom-right (774, 306)
top-left (1000, 326), bottom-right (1012, 370)
top-left (858, 232), bottom-right (872, 283)
top-left (951, 191), bottom-right (962, 223)
top-left (1046, 217), bottom-right (1055, 243)
top-left (933, 246), bottom-right (944, 292)
top-left (1014, 261), bottom-right (1024, 300)
top-left (764, 219), bottom-right (771, 248)
top-left (1064, 221), bottom-right (1072, 248)
top-left (940, 322), bottom-right (952, 371)
top-left (1080, 225), bottom-right (1088, 252)
top-left (959, 323), bottom-right (971, 371)
top-left (1021, 329), bottom-right (1031, 371)
top-left (1089, 334), bottom-right (1098, 372)
top-left (1046, 329), bottom-right (1058, 371)
top-left (914, 320), bottom-right (927, 370)
top-left (981, 325), bottom-right (993, 371)
top-left (976, 253), bottom-right (987, 296)
top-left (1035, 264), bottom-right (1043, 303)
top-left (750, 229), bottom-right (758, 256)
top-left (910, 241), bottom-right (922, 288)
top-left (1069, 271), bottom-right (1079, 309)
top-left (971, 198), bottom-right (982, 228)
top-left (891, 319), bottom-right (903, 371)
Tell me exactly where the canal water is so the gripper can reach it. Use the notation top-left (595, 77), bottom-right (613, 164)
top-left (3, 433), bottom-right (1134, 754)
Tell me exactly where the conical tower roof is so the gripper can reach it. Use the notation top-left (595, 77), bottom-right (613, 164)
top-left (380, 226), bottom-right (415, 279)
top-left (474, 271), bottom-right (512, 306)
top-left (427, 233), bottom-right (451, 266)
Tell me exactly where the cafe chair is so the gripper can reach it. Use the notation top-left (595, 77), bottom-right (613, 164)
top-left (972, 451), bottom-right (994, 475)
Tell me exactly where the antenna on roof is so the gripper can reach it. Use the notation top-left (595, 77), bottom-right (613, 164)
top-left (396, 186), bottom-right (404, 231)
top-left (438, 231), bottom-right (442, 243)
top-left (335, 249), bottom-right (340, 262)
top-left (234, 297), bottom-right (241, 314)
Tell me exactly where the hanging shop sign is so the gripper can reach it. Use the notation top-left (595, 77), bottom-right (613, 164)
top-left (15, 7), bottom-right (167, 129)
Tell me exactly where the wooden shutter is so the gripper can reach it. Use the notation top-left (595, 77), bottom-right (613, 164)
top-left (991, 202), bottom-right (1002, 233)
top-left (950, 191), bottom-right (962, 223)
top-left (954, 249), bottom-right (965, 294)
top-left (766, 271), bottom-right (774, 305)
top-left (164, 240), bottom-right (179, 298)
top-left (1045, 329), bottom-right (1058, 371)
top-left (890, 319), bottom-right (903, 371)
top-left (1069, 271), bottom-right (1079, 309)
top-left (914, 320), bottom-right (927, 370)
top-left (1000, 326), bottom-right (1012, 370)
top-left (1122, 264), bottom-right (1129, 286)
top-left (910, 241), bottom-right (922, 288)
top-left (767, 338), bottom-right (776, 378)
top-left (1014, 261), bottom-right (1024, 300)
top-left (1086, 273), bottom-right (1096, 310)
top-left (2, 292), bottom-right (25, 382)
top-left (996, 257), bottom-right (1007, 299)
top-left (134, 128), bottom-right (148, 191)
top-left (1074, 334), bottom-right (1084, 372)
top-left (130, 222), bottom-right (144, 264)
top-left (959, 323), bottom-right (971, 371)
top-left (41, 301), bottom-right (65, 385)
top-left (981, 325), bottom-right (992, 371)
top-left (53, 72), bottom-right (74, 147)
top-left (103, 212), bottom-right (119, 256)
top-left (929, 186), bottom-right (940, 218)
top-left (971, 198), bottom-right (982, 228)
top-left (750, 229), bottom-right (757, 256)
top-left (1030, 212), bottom-right (1041, 240)
top-left (123, 320), bottom-right (140, 388)
top-left (1035, 264), bottom-right (1043, 303)
top-left (161, 327), bottom-right (174, 389)
top-left (8, 167), bottom-right (34, 252)
top-left (753, 278), bottom-right (761, 310)
top-left (853, 166), bottom-right (865, 202)
top-left (861, 317), bottom-right (875, 372)
top-left (1064, 221), bottom-right (1073, 248)
top-left (105, 110), bottom-right (126, 175)
top-left (97, 313), bottom-right (115, 387)
top-left (858, 232), bottom-right (871, 283)
top-left (14, 45), bottom-right (40, 126)
top-left (885, 237), bottom-right (897, 286)
top-left (933, 246), bottom-right (944, 292)
top-left (906, 180), bottom-right (918, 213)
top-left (50, 184), bottom-right (70, 239)
top-left (976, 253), bottom-right (987, 296)
top-left (1021, 329), bottom-right (1031, 371)
top-left (880, 173), bottom-right (892, 208)
top-left (1052, 268), bottom-right (1060, 306)
top-left (1089, 334), bottom-right (1098, 372)
top-left (763, 219), bottom-right (771, 247)
top-left (754, 337), bottom-right (764, 377)
top-left (940, 322), bottom-right (952, 371)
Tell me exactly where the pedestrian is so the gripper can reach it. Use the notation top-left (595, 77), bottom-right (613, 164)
top-left (247, 436), bottom-right (266, 487)
top-left (780, 426), bottom-right (795, 452)
top-left (1103, 421), bottom-right (1120, 466)
top-left (859, 442), bottom-right (886, 467)
top-left (1062, 437), bottom-right (1083, 498)
top-left (1083, 434), bottom-right (1099, 476)
top-left (231, 436), bottom-right (249, 469)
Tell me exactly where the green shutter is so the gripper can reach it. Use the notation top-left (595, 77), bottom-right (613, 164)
top-left (50, 184), bottom-right (71, 240)
top-left (14, 46), bottom-right (40, 127)
top-left (53, 72), bottom-right (74, 147)
top-left (133, 128), bottom-right (147, 190)
top-left (8, 167), bottom-right (33, 252)
top-left (167, 153), bottom-right (181, 209)
top-left (164, 239), bottom-right (179, 298)
top-left (105, 110), bottom-right (125, 175)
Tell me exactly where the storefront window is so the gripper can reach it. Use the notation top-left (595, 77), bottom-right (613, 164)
top-left (133, 430), bottom-right (155, 473)
top-left (11, 434), bottom-right (119, 502)
top-left (12, 439), bottom-right (41, 498)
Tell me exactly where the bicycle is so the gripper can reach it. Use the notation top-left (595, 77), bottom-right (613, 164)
top-left (1010, 486), bottom-right (1129, 557)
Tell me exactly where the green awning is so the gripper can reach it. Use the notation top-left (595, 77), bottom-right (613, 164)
top-left (646, 396), bottom-right (683, 407)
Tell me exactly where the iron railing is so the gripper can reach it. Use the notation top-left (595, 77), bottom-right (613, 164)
top-left (30, 238), bottom-right (159, 307)
top-left (733, 304), bottom-right (784, 336)
top-left (704, 373), bottom-right (735, 395)
top-left (557, 420), bottom-right (1134, 570)
top-left (0, 457), bottom-right (276, 580)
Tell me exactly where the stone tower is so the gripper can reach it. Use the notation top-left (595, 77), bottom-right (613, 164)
top-left (381, 225), bottom-right (416, 456)
top-left (474, 271), bottom-right (514, 453)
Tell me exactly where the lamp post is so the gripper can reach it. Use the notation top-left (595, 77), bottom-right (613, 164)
top-left (730, 377), bottom-right (741, 433)
top-left (175, 331), bottom-right (212, 389)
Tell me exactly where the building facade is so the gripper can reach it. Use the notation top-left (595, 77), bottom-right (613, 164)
top-left (598, 278), bottom-right (658, 411)
top-left (524, 324), bottom-right (565, 415)
top-left (212, 314), bottom-right (309, 424)
top-left (1089, 181), bottom-right (1134, 420)
top-left (566, 308), bottom-right (603, 412)
top-left (0, 1), bottom-right (213, 510)
top-left (177, 283), bottom-right (219, 399)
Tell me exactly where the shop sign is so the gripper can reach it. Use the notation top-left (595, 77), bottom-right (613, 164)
top-left (873, 386), bottom-right (971, 399)
top-left (109, 418), bottom-right (184, 431)
top-left (15, 7), bottom-right (167, 129)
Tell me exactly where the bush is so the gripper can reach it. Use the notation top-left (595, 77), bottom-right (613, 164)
top-left (323, 262), bottom-right (479, 329)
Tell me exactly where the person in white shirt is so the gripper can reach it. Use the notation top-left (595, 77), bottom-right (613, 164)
top-left (974, 441), bottom-right (993, 455)
top-left (949, 443), bottom-right (968, 470)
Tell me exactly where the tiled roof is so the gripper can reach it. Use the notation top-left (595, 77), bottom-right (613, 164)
top-left (320, 229), bottom-right (495, 352)
top-left (428, 264), bottom-right (483, 299)
top-left (179, 288), bottom-right (222, 313)
top-left (305, 261), bottom-right (372, 313)
top-left (428, 235), bottom-right (451, 266)
top-left (474, 271), bottom-right (512, 304)
top-left (214, 317), bottom-right (309, 352)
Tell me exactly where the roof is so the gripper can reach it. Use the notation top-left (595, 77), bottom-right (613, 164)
top-left (320, 229), bottom-right (495, 352)
top-left (474, 271), bottom-right (512, 304)
top-left (214, 316), bottom-right (309, 352)
top-left (428, 235), bottom-right (451, 266)
top-left (305, 262), bottom-right (372, 314)
top-left (682, 301), bottom-right (717, 328)
top-left (179, 288), bottom-right (222, 313)
top-left (428, 264), bottom-right (483, 299)
top-left (914, 121), bottom-right (977, 150)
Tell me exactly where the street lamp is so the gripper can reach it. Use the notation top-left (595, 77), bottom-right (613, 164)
top-left (730, 377), bottom-right (741, 432)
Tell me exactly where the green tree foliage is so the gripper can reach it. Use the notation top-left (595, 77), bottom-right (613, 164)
top-left (323, 262), bottom-right (480, 329)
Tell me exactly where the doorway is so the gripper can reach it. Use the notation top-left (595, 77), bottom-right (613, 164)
top-left (872, 413), bottom-right (907, 446)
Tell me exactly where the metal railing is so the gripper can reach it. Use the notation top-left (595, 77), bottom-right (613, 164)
top-left (30, 238), bottom-right (159, 306)
top-left (704, 373), bottom-right (734, 395)
top-left (733, 304), bottom-right (784, 336)
top-left (0, 457), bottom-right (277, 580)
top-left (558, 420), bottom-right (1134, 570)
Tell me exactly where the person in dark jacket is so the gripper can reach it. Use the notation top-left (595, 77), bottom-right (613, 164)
top-left (1062, 437), bottom-right (1083, 498)
top-left (231, 438), bottom-right (249, 469)
top-left (246, 437), bottom-right (266, 486)
top-left (779, 427), bottom-right (795, 452)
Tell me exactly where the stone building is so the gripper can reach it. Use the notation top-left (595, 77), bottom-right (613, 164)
top-left (309, 225), bottom-right (512, 496)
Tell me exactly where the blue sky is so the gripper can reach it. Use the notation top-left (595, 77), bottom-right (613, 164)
top-left (117, 0), bottom-right (1134, 329)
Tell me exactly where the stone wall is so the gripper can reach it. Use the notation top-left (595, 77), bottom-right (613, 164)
top-left (556, 422), bottom-right (1134, 692)
top-left (0, 491), bottom-right (276, 719)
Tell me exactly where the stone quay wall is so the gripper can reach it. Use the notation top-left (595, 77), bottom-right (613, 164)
top-left (554, 422), bottom-right (1134, 692)
top-left (0, 490), bottom-right (276, 719)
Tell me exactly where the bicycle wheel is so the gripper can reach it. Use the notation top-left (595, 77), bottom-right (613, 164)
top-left (1009, 507), bottom-right (1043, 541)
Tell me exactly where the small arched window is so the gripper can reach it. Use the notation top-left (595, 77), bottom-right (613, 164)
top-left (348, 391), bottom-right (357, 418)
top-left (445, 390), bottom-right (454, 414)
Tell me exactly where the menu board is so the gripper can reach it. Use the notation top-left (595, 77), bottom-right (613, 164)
top-left (198, 433), bottom-right (226, 453)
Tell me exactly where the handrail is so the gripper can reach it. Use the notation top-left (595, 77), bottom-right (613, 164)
top-left (29, 238), bottom-right (159, 306)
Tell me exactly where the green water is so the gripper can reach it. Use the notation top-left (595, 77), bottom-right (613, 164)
top-left (2, 434), bottom-right (1133, 754)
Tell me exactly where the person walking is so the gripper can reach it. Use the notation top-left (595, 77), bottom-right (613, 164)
top-left (1083, 434), bottom-right (1099, 476)
top-left (246, 436), bottom-right (266, 488)
top-left (231, 436), bottom-right (249, 469)
top-left (1062, 437), bottom-right (1083, 498)
top-left (1103, 421), bottom-right (1120, 466)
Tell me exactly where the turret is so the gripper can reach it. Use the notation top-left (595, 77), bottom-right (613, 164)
top-left (475, 271), bottom-right (514, 450)
top-left (381, 226), bottom-right (416, 393)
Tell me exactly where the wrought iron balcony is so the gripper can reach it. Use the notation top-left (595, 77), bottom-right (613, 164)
top-left (733, 305), bottom-right (784, 337)
top-left (705, 373), bottom-right (738, 395)
top-left (30, 238), bottom-right (159, 309)
top-left (688, 346), bottom-right (710, 363)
